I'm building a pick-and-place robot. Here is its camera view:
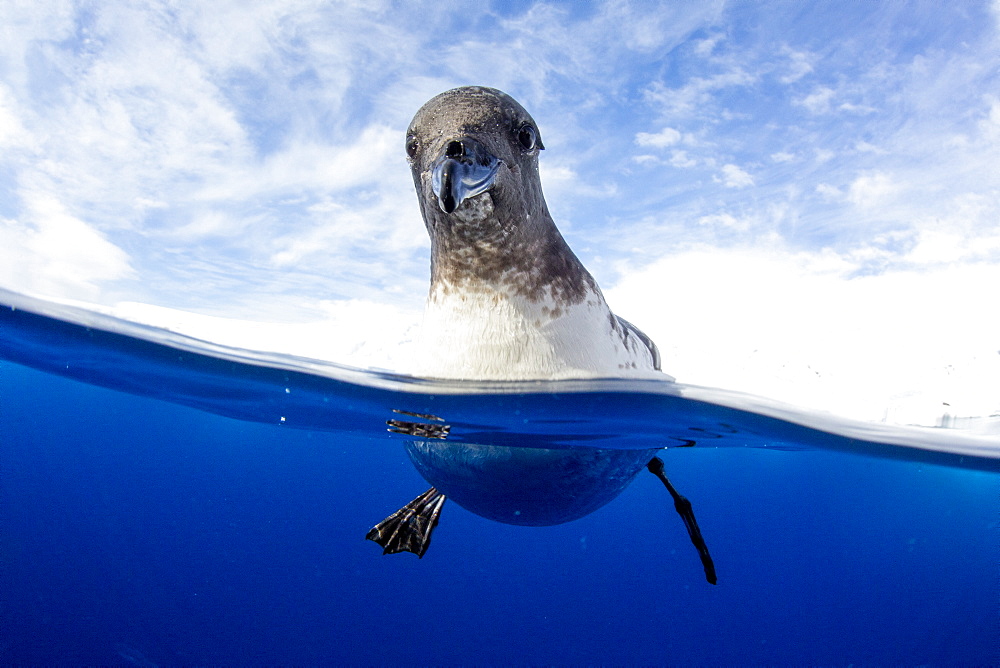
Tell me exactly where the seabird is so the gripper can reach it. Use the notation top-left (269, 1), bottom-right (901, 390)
top-left (367, 87), bottom-right (715, 583)
top-left (403, 85), bottom-right (663, 380)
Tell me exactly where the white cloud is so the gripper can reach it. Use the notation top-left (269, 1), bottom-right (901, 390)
top-left (669, 150), bottom-right (699, 169)
top-left (0, 193), bottom-right (133, 301)
top-left (854, 141), bottom-right (885, 154)
top-left (635, 127), bottom-right (682, 148)
top-left (439, 1), bottom-right (725, 111)
top-left (104, 296), bottom-right (423, 372)
top-left (902, 193), bottom-right (1000, 266)
top-left (669, 150), bottom-right (698, 168)
top-left (813, 148), bottom-right (836, 164)
top-left (196, 124), bottom-right (400, 202)
top-left (541, 160), bottom-right (617, 205)
top-left (837, 101), bottom-right (877, 115)
top-left (643, 67), bottom-right (756, 120)
top-left (815, 183), bottom-right (842, 199)
top-left (905, 230), bottom-right (967, 264)
top-left (0, 85), bottom-right (33, 150)
top-left (720, 163), bottom-right (754, 188)
top-left (694, 32), bottom-right (724, 56)
top-left (599, 1), bottom-right (727, 54)
top-left (796, 86), bottom-right (836, 114)
top-left (539, 162), bottom-right (580, 189)
top-left (980, 96), bottom-right (1000, 140)
top-left (605, 245), bottom-right (1000, 426)
top-left (847, 171), bottom-right (897, 208)
top-left (268, 188), bottom-right (422, 268)
top-left (778, 46), bottom-right (815, 84)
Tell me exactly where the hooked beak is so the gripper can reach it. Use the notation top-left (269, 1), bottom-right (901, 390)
top-left (430, 138), bottom-right (502, 214)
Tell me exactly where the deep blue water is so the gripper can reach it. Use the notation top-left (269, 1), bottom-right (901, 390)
top-left (1, 292), bottom-right (998, 665)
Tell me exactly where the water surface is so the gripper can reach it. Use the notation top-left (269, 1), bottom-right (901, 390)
top-left (1, 290), bottom-right (997, 665)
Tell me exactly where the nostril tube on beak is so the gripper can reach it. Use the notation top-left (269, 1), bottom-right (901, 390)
top-left (431, 136), bottom-right (502, 214)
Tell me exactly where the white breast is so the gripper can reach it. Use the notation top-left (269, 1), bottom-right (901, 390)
top-left (410, 285), bottom-right (661, 381)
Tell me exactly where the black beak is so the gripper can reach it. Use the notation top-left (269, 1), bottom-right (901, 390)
top-left (430, 138), bottom-right (502, 214)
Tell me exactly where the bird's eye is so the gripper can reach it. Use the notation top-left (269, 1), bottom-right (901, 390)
top-left (517, 124), bottom-right (537, 151)
top-left (405, 135), bottom-right (419, 159)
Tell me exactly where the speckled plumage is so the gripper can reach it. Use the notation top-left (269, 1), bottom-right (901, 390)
top-left (405, 86), bottom-right (663, 380)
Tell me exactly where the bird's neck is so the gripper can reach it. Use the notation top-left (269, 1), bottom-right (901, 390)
top-left (428, 203), bottom-right (597, 306)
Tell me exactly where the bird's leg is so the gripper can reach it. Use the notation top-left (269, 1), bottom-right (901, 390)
top-left (366, 488), bottom-right (446, 558)
top-left (647, 457), bottom-right (717, 584)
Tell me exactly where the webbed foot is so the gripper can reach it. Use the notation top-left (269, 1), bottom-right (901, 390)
top-left (366, 487), bottom-right (446, 558)
top-left (647, 457), bottom-right (717, 584)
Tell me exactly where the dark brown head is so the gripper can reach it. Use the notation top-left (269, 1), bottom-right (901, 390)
top-left (406, 86), bottom-right (544, 216)
top-left (406, 86), bottom-right (592, 302)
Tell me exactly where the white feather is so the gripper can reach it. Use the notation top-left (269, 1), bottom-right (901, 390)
top-left (411, 284), bottom-right (664, 381)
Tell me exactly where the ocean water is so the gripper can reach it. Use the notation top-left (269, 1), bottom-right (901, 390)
top-left (1, 291), bottom-right (997, 666)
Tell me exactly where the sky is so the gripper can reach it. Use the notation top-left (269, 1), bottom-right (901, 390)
top-left (1, 0), bottom-right (998, 427)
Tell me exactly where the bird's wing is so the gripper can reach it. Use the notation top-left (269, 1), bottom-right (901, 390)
top-left (615, 315), bottom-right (661, 372)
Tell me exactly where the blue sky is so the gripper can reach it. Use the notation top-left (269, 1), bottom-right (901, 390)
top-left (1, 1), bottom-right (998, 425)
